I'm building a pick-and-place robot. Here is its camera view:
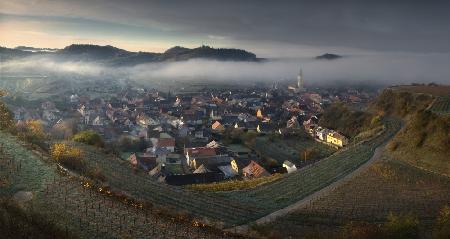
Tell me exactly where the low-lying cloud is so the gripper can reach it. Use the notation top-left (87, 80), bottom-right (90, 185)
top-left (1, 53), bottom-right (450, 87)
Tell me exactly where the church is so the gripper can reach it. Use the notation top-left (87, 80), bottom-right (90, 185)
top-left (288, 68), bottom-right (306, 93)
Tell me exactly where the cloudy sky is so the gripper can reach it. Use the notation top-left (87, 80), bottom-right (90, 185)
top-left (1, 0), bottom-right (450, 57)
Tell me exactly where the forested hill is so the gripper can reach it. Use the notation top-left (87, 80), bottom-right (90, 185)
top-left (0, 44), bottom-right (260, 66)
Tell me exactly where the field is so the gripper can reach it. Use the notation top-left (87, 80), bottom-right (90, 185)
top-left (253, 136), bottom-right (336, 166)
top-left (0, 132), bottom-right (244, 239)
top-left (258, 157), bottom-right (450, 238)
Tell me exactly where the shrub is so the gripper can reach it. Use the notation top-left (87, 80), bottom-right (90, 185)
top-left (16, 120), bottom-right (47, 144)
top-left (383, 213), bottom-right (419, 239)
top-left (51, 143), bottom-right (86, 172)
top-left (342, 221), bottom-right (384, 239)
top-left (86, 166), bottom-right (106, 182)
top-left (0, 102), bottom-right (14, 130)
top-left (72, 130), bottom-right (104, 147)
top-left (433, 205), bottom-right (450, 239)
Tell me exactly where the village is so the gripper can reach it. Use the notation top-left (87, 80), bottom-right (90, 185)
top-left (10, 70), bottom-right (373, 186)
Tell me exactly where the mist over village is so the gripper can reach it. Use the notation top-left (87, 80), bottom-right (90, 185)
top-left (0, 1), bottom-right (449, 239)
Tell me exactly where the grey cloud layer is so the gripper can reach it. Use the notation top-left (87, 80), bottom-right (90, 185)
top-left (2, 0), bottom-right (450, 53)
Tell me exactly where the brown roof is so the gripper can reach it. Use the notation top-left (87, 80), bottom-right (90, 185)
top-left (243, 160), bottom-right (269, 178)
top-left (185, 147), bottom-right (216, 157)
top-left (158, 138), bottom-right (175, 147)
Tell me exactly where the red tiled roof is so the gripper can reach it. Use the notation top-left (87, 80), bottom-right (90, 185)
top-left (185, 147), bottom-right (216, 157)
top-left (158, 138), bottom-right (175, 147)
top-left (243, 160), bottom-right (269, 177)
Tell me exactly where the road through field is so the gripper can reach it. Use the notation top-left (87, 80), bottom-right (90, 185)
top-left (229, 139), bottom-right (390, 234)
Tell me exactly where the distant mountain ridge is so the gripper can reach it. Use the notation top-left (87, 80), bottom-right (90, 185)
top-left (315, 53), bottom-right (342, 60)
top-left (0, 44), bottom-right (260, 66)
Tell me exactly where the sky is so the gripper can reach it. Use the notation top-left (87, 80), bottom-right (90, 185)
top-left (2, 0), bottom-right (450, 57)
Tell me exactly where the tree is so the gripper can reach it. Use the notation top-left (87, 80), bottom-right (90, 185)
top-left (433, 205), bottom-right (450, 239)
top-left (72, 130), bottom-right (104, 147)
top-left (0, 102), bottom-right (14, 130)
top-left (16, 120), bottom-right (47, 144)
top-left (383, 213), bottom-right (419, 239)
top-left (342, 221), bottom-right (383, 239)
top-left (50, 143), bottom-right (85, 171)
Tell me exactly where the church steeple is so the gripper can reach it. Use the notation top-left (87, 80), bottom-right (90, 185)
top-left (297, 67), bottom-right (305, 90)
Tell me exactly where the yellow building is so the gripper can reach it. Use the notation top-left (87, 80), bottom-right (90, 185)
top-left (326, 131), bottom-right (348, 147)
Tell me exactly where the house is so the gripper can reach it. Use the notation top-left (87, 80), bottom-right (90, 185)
top-left (211, 121), bottom-right (225, 132)
top-left (129, 153), bottom-right (157, 171)
top-left (13, 107), bottom-right (27, 121)
top-left (326, 131), bottom-right (349, 147)
top-left (166, 153), bottom-right (183, 164)
top-left (149, 163), bottom-right (168, 179)
top-left (92, 116), bottom-right (104, 126)
top-left (286, 116), bottom-right (299, 128)
top-left (42, 110), bottom-right (58, 122)
top-left (283, 160), bottom-right (297, 173)
top-left (184, 147), bottom-right (216, 166)
top-left (206, 140), bottom-right (221, 148)
top-left (193, 164), bottom-right (211, 174)
top-left (227, 144), bottom-right (252, 160)
top-left (217, 159), bottom-right (239, 178)
top-left (70, 94), bottom-right (79, 103)
top-left (217, 165), bottom-right (239, 178)
top-left (256, 109), bottom-right (263, 119)
top-left (190, 155), bottom-right (233, 170)
top-left (315, 127), bottom-right (329, 141)
top-left (242, 160), bottom-right (270, 178)
top-left (157, 137), bottom-right (175, 152)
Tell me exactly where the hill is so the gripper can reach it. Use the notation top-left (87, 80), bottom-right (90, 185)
top-left (0, 44), bottom-right (260, 66)
top-left (370, 85), bottom-right (450, 176)
top-left (315, 53), bottom-right (342, 60)
top-left (319, 102), bottom-right (382, 138)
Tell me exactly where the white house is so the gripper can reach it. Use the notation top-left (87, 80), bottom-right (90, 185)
top-left (283, 160), bottom-right (297, 173)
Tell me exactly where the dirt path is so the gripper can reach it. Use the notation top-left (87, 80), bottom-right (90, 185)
top-left (229, 145), bottom-right (387, 234)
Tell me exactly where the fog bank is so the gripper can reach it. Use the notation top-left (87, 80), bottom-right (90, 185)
top-left (1, 53), bottom-right (450, 86)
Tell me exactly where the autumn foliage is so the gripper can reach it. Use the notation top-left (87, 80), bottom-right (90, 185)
top-left (51, 143), bottom-right (85, 171)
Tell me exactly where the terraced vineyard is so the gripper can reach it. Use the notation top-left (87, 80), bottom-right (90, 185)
top-left (260, 159), bottom-right (450, 238)
top-left (0, 133), bottom-right (243, 239)
top-left (221, 119), bottom-right (401, 215)
top-left (0, 117), bottom-right (401, 235)
top-left (430, 96), bottom-right (450, 115)
top-left (253, 136), bottom-right (335, 165)
top-left (73, 143), bottom-right (260, 225)
top-left (67, 118), bottom-right (401, 227)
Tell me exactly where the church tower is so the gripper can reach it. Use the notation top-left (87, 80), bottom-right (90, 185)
top-left (297, 68), bottom-right (305, 90)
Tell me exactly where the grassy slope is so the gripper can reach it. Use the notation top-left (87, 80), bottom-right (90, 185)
top-left (258, 156), bottom-right (450, 238)
top-left (0, 133), bottom-right (242, 239)
top-left (372, 86), bottom-right (450, 177)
